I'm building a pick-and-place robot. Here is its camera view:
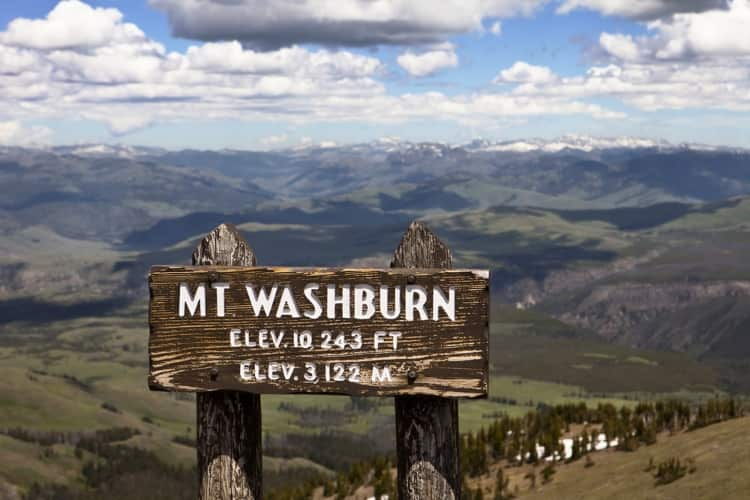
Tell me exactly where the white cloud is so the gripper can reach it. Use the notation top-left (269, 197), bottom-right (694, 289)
top-left (647, 0), bottom-right (750, 59)
top-left (186, 42), bottom-right (383, 78)
top-left (102, 115), bottom-right (154, 136)
top-left (150, 0), bottom-right (546, 49)
top-left (499, 1), bottom-right (750, 114)
top-left (505, 57), bottom-right (750, 113)
top-left (490, 21), bottom-right (503, 35)
top-left (599, 33), bottom-right (641, 61)
top-left (0, 0), bottom-right (746, 148)
top-left (0, 1), bottom-right (653, 141)
top-left (397, 43), bottom-right (458, 77)
top-left (504, 55), bottom-right (750, 112)
top-left (0, 0), bottom-right (143, 50)
top-left (595, 1), bottom-right (750, 63)
top-left (494, 61), bottom-right (557, 84)
top-left (0, 2), bottom-right (389, 134)
top-left (557, 0), bottom-right (727, 20)
top-left (361, 92), bottom-right (624, 121)
top-left (259, 134), bottom-right (289, 147)
top-left (0, 121), bottom-right (52, 145)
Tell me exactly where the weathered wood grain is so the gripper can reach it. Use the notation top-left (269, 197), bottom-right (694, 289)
top-left (198, 391), bottom-right (261, 500)
top-left (149, 266), bottom-right (489, 398)
top-left (393, 221), bottom-right (463, 500)
top-left (391, 221), bottom-right (453, 270)
top-left (192, 223), bottom-right (262, 500)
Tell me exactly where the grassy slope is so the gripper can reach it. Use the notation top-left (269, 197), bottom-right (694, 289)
top-left (489, 306), bottom-right (720, 394)
top-left (3, 197), bottom-right (750, 494)
top-left (5, 301), bottom-right (707, 493)
top-left (0, 225), bottom-right (129, 302)
top-left (495, 416), bottom-right (750, 500)
top-left (426, 196), bottom-right (750, 280)
top-left (429, 205), bottom-right (633, 269)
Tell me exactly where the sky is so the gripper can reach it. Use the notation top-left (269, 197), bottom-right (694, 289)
top-left (0, 0), bottom-right (749, 149)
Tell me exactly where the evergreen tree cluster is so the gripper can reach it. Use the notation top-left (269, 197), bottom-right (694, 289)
top-left (2, 426), bottom-right (139, 448)
top-left (689, 398), bottom-right (740, 430)
top-left (459, 397), bottom-right (741, 478)
top-left (17, 397), bottom-right (742, 500)
top-left (651, 456), bottom-right (696, 486)
top-left (267, 456), bottom-right (396, 500)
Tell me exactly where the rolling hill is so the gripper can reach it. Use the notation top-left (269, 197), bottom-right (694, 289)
top-left (2, 139), bottom-right (750, 498)
top-left (484, 416), bottom-right (750, 500)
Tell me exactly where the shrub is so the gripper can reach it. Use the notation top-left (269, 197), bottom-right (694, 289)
top-left (100, 402), bottom-right (119, 413)
top-left (172, 435), bottom-right (196, 447)
top-left (494, 467), bottom-right (514, 500)
top-left (653, 457), bottom-right (694, 486)
top-left (541, 463), bottom-right (556, 484)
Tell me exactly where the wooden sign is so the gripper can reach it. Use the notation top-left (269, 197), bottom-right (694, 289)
top-left (149, 266), bottom-right (489, 398)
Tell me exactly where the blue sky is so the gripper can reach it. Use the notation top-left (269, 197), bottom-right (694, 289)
top-left (0, 0), bottom-right (748, 149)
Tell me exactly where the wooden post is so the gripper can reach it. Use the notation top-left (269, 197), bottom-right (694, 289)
top-left (193, 223), bottom-right (262, 499)
top-left (392, 221), bottom-right (460, 499)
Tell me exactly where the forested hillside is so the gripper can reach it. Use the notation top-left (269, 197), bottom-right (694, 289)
top-left (2, 141), bottom-right (750, 498)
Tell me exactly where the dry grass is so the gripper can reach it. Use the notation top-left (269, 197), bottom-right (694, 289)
top-left (470, 416), bottom-right (750, 500)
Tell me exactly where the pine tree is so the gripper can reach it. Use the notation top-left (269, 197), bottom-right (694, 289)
top-left (493, 467), bottom-right (512, 500)
top-left (653, 456), bottom-right (689, 485)
top-left (642, 422), bottom-right (657, 445)
top-left (569, 436), bottom-right (582, 462)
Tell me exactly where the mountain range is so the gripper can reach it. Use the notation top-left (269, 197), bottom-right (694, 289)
top-left (2, 137), bottom-right (750, 390)
top-left (4, 136), bottom-right (750, 497)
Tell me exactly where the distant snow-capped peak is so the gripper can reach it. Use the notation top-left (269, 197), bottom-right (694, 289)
top-left (56, 144), bottom-right (161, 158)
top-left (467, 135), bottom-right (671, 153)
